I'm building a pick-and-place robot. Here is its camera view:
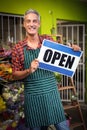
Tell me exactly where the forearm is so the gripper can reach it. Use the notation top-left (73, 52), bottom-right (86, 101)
top-left (12, 69), bottom-right (31, 80)
top-left (12, 59), bottom-right (39, 80)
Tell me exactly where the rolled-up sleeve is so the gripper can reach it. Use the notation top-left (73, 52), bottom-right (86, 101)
top-left (11, 44), bottom-right (24, 72)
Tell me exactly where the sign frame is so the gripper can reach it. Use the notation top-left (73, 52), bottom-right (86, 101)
top-left (38, 39), bottom-right (83, 77)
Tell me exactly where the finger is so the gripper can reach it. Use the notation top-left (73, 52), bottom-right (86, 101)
top-left (34, 59), bottom-right (39, 63)
top-left (35, 58), bottom-right (39, 61)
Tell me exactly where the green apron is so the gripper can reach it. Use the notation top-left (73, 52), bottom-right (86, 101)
top-left (23, 47), bottom-right (66, 128)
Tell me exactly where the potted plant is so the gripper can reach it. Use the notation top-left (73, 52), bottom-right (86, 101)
top-left (54, 72), bottom-right (62, 88)
top-left (70, 93), bottom-right (78, 106)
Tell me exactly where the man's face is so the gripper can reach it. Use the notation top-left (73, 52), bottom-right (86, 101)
top-left (23, 13), bottom-right (40, 35)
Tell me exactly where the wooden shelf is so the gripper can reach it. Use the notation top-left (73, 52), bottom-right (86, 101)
top-left (70, 122), bottom-right (84, 129)
top-left (64, 104), bottom-right (79, 110)
top-left (58, 78), bottom-right (86, 130)
top-left (59, 86), bottom-right (75, 91)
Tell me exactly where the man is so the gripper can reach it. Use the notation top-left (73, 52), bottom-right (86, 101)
top-left (12, 9), bottom-right (81, 130)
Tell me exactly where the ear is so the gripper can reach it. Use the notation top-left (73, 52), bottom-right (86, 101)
top-left (38, 21), bottom-right (41, 28)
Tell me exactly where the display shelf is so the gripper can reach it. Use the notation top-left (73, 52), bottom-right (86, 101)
top-left (70, 122), bottom-right (84, 129)
top-left (59, 78), bottom-right (86, 130)
top-left (63, 104), bottom-right (79, 110)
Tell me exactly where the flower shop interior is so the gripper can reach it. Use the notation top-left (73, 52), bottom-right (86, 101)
top-left (0, 0), bottom-right (87, 130)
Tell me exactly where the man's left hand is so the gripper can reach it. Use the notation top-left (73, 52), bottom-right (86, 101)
top-left (72, 44), bottom-right (81, 51)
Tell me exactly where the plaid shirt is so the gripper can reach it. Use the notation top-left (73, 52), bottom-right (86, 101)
top-left (12, 34), bottom-right (54, 72)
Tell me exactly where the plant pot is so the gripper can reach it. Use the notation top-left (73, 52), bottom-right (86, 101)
top-left (71, 100), bottom-right (77, 106)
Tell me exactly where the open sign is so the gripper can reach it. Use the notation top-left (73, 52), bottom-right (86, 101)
top-left (38, 39), bottom-right (83, 77)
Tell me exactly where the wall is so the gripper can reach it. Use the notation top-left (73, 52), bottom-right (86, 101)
top-left (0, 0), bottom-right (87, 34)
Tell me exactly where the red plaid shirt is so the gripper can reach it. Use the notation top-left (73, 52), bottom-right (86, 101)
top-left (12, 34), bottom-right (54, 72)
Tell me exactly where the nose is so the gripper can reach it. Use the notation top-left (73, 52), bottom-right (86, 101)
top-left (29, 21), bottom-right (34, 26)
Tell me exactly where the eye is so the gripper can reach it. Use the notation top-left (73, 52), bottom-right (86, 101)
top-left (25, 20), bottom-right (30, 24)
top-left (33, 19), bottom-right (38, 23)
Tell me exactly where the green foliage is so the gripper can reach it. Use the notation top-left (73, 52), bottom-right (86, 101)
top-left (54, 72), bottom-right (62, 83)
top-left (70, 93), bottom-right (78, 101)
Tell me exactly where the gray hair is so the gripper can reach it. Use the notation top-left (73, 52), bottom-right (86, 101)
top-left (24, 9), bottom-right (40, 21)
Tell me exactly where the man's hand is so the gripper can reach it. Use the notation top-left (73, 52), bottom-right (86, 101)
top-left (72, 44), bottom-right (81, 51)
top-left (29, 59), bottom-right (39, 73)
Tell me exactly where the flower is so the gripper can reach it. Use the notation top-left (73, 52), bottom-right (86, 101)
top-left (2, 82), bottom-right (24, 120)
